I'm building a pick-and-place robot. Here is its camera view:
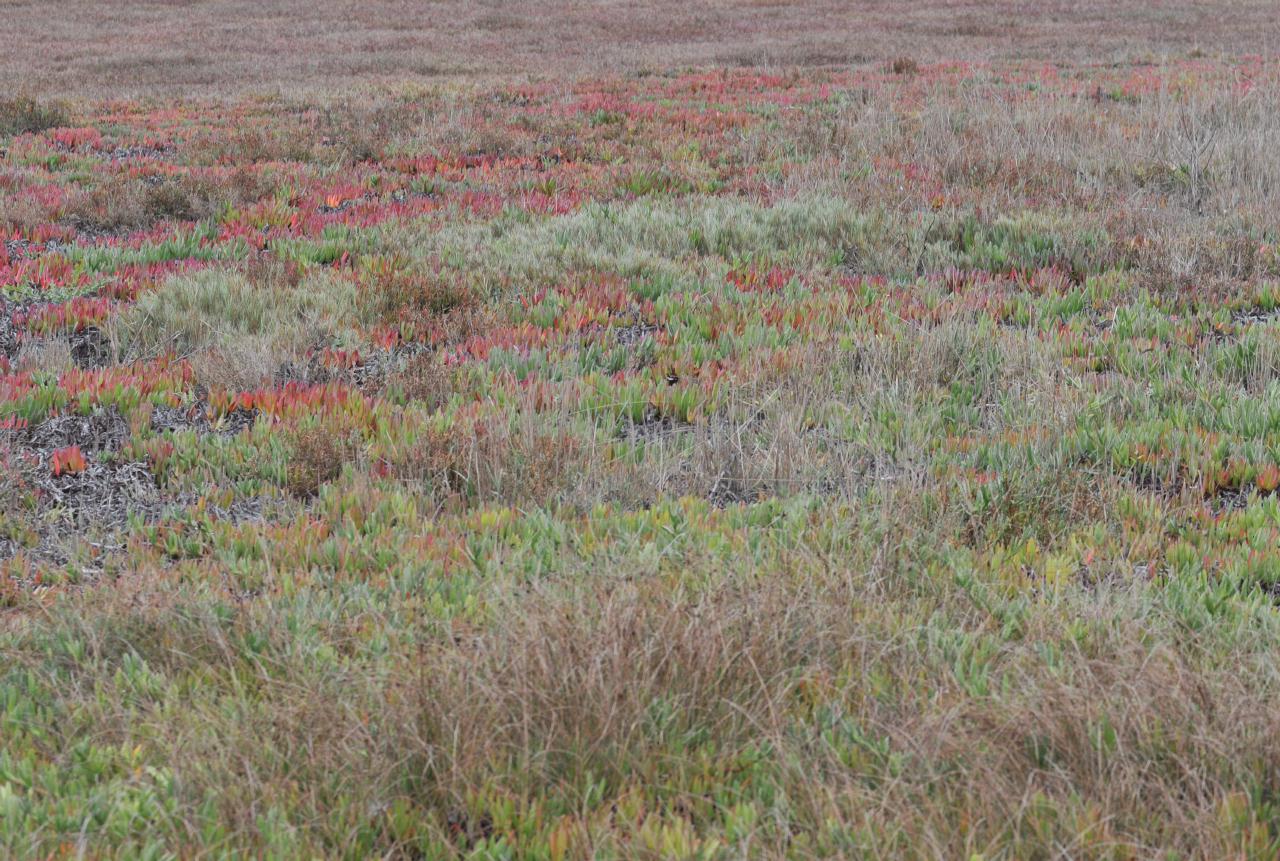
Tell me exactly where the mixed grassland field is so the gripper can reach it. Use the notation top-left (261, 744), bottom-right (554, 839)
top-left (4, 2), bottom-right (1280, 858)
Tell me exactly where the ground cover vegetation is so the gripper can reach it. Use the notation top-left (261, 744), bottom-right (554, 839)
top-left (2, 43), bottom-right (1280, 858)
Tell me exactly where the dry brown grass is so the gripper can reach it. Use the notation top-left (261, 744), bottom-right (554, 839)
top-left (282, 430), bottom-right (357, 501)
top-left (2, 0), bottom-right (1277, 98)
top-left (0, 93), bottom-right (69, 135)
top-left (28, 525), bottom-right (1280, 857)
top-left (59, 170), bottom-right (271, 236)
top-left (381, 399), bottom-right (583, 509)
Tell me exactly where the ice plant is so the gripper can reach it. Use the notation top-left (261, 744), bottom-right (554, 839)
top-left (50, 445), bottom-right (87, 476)
top-left (1257, 464), bottom-right (1280, 493)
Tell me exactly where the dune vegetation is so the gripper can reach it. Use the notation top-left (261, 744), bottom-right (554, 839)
top-left (3, 5), bottom-right (1280, 857)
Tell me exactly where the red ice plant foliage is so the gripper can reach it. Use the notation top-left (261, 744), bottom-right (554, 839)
top-left (50, 445), bottom-right (87, 476)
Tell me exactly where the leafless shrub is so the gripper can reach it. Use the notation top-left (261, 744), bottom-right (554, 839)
top-left (283, 416), bottom-right (365, 497)
top-left (0, 93), bottom-right (68, 136)
top-left (61, 170), bottom-right (272, 234)
top-left (890, 56), bottom-right (919, 75)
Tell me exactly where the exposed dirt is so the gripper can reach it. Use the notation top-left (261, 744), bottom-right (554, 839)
top-left (2, 407), bottom-right (158, 572)
top-left (69, 326), bottom-right (111, 368)
top-left (3, 238), bottom-right (39, 260)
top-left (1232, 308), bottom-right (1280, 327)
top-left (2, 403), bottom-right (282, 574)
top-left (618, 412), bottom-right (689, 444)
top-left (27, 406), bottom-right (131, 453)
top-left (613, 322), bottom-right (662, 348)
top-left (273, 343), bottom-right (432, 393)
top-left (64, 222), bottom-right (138, 244)
top-left (0, 298), bottom-right (19, 363)
top-left (148, 402), bottom-right (208, 434)
top-left (36, 460), bottom-right (162, 532)
top-left (150, 401), bottom-right (258, 436)
top-left (104, 143), bottom-right (172, 162)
